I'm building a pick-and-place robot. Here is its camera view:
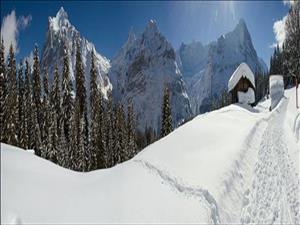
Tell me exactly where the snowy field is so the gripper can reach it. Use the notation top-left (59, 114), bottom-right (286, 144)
top-left (1, 88), bottom-right (299, 224)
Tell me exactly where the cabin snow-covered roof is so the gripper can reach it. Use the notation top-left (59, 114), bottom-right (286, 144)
top-left (228, 63), bottom-right (255, 92)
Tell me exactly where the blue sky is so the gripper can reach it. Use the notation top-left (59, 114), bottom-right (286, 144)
top-left (0, 1), bottom-right (290, 67)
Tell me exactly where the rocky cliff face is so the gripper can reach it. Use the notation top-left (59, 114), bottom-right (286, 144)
top-left (41, 7), bottom-right (111, 97)
top-left (109, 20), bottom-right (192, 132)
top-left (177, 19), bottom-right (268, 114)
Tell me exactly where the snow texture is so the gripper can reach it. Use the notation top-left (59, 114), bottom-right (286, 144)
top-left (228, 62), bottom-right (255, 92)
top-left (238, 87), bottom-right (255, 105)
top-left (1, 88), bottom-right (299, 224)
top-left (270, 75), bottom-right (284, 110)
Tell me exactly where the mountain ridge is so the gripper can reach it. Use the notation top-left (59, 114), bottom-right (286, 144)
top-left (177, 18), bottom-right (268, 114)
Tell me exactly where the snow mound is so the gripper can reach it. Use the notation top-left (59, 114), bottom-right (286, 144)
top-left (228, 62), bottom-right (255, 92)
top-left (238, 87), bottom-right (255, 104)
top-left (270, 75), bottom-right (284, 110)
top-left (1, 87), bottom-right (299, 224)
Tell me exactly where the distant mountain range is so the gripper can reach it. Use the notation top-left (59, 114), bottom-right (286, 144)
top-left (40, 7), bottom-right (268, 132)
top-left (177, 19), bottom-right (268, 114)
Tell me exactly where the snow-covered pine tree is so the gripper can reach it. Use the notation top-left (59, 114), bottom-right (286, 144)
top-left (41, 69), bottom-right (50, 158)
top-left (160, 86), bottom-right (173, 138)
top-left (118, 104), bottom-right (128, 163)
top-left (24, 60), bottom-right (33, 149)
top-left (84, 111), bottom-right (91, 171)
top-left (105, 93), bottom-right (114, 168)
top-left (0, 37), bottom-right (7, 143)
top-left (76, 113), bottom-right (85, 171)
top-left (89, 50), bottom-right (99, 170)
top-left (74, 40), bottom-right (90, 172)
top-left (32, 45), bottom-right (42, 155)
top-left (17, 62), bottom-right (26, 148)
top-left (47, 107), bottom-right (58, 162)
top-left (285, 1), bottom-right (300, 81)
top-left (49, 66), bottom-right (61, 162)
top-left (57, 120), bottom-right (68, 168)
top-left (96, 91), bottom-right (106, 169)
top-left (32, 101), bottom-right (42, 155)
top-left (127, 101), bottom-right (137, 160)
top-left (69, 112), bottom-right (77, 170)
top-left (113, 104), bottom-right (123, 164)
top-left (6, 44), bottom-right (18, 146)
top-left (61, 43), bottom-right (74, 144)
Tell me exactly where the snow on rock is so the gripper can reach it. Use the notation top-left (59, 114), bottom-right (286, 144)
top-left (41, 7), bottom-right (111, 98)
top-left (238, 87), bottom-right (255, 104)
top-left (178, 19), bottom-right (266, 114)
top-left (228, 63), bottom-right (255, 92)
top-left (109, 20), bottom-right (191, 132)
top-left (270, 75), bottom-right (284, 110)
top-left (1, 88), bottom-right (299, 224)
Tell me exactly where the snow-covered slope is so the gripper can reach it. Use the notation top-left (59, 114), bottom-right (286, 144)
top-left (41, 7), bottom-right (111, 97)
top-left (109, 20), bottom-right (191, 132)
top-left (177, 19), bottom-right (268, 114)
top-left (2, 88), bottom-right (299, 224)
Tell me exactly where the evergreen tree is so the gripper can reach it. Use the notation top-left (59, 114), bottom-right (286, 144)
top-left (105, 93), bottom-right (114, 168)
top-left (41, 69), bottom-right (51, 158)
top-left (61, 44), bottom-right (73, 168)
top-left (0, 37), bottom-right (7, 143)
top-left (6, 44), bottom-right (18, 145)
top-left (24, 60), bottom-right (33, 149)
top-left (89, 50), bottom-right (99, 169)
top-left (84, 111), bottom-right (91, 171)
top-left (120, 106), bottom-right (128, 161)
top-left (285, 1), bottom-right (300, 83)
top-left (57, 120), bottom-right (68, 168)
top-left (47, 107), bottom-right (58, 162)
top-left (126, 101), bottom-right (137, 160)
top-left (32, 102), bottom-right (42, 155)
top-left (74, 41), bottom-right (90, 171)
top-left (32, 45), bottom-right (42, 155)
top-left (96, 91), bottom-right (106, 168)
top-left (114, 104), bottom-right (126, 164)
top-left (160, 86), bottom-right (173, 138)
top-left (49, 66), bottom-right (61, 162)
top-left (17, 62), bottom-right (26, 148)
top-left (61, 43), bottom-right (73, 143)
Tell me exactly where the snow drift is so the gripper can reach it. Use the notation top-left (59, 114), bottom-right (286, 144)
top-left (1, 88), bottom-right (299, 224)
top-left (270, 75), bottom-right (284, 110)
top-left (238, 88), bottom-right (255, 105)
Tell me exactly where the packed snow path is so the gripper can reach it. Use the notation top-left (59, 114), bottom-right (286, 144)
top-left (241, 99), bottom-right (300, 225)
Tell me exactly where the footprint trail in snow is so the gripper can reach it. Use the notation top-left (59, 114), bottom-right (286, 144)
top-left (241, 100), bottom-right (300, 225)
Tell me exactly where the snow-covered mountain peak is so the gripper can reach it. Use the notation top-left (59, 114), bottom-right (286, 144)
top-left (41, 7), bottom-right (111, 97)
top-left (49, 7), bottom-right (70, 33)
top-left (227, 18), bottom-right (252, 45)
top-left (177, 18), bottom-right (267, 114)
top-left (143, 19), bottom-right (160, 40)
top-left (126, 27), bottom-right (136, 47)
top-left (109, 21), bottom-right (191, 131)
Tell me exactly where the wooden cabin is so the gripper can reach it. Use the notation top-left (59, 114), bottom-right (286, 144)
top-left (228, 63), bottom-right (256, 105)
top-left (230, 76), bottom-right (255, 103)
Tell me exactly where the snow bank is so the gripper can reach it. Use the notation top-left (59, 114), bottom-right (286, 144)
top-left (1, 87), bottom-right (299, 224)
top-left (238, 87), bottom-right (255, 104)
top-left (270, 75), bottom-right (284, 110)
top-left (228, 62), bottom-right (255, 92)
